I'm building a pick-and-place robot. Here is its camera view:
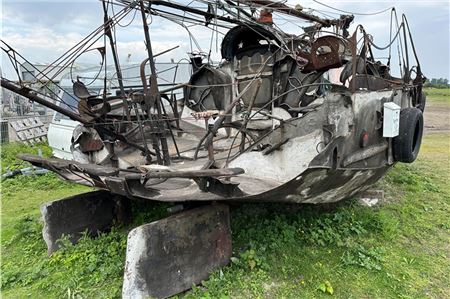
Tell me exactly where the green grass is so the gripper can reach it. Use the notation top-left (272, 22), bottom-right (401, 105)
top-left (0, 142), bottom-right (53, 174)
top-left (424, 87), bottom-right (450, 104)
top-left (1, 119), bottom-right (450, 297)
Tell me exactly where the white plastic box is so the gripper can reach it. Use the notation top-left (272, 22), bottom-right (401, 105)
top-left (383, 102), bottom-right (400, 137)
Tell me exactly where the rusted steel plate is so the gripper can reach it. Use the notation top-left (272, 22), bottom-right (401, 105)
top-left (41, 190), bottom-right (123, 255)
top-left (122, 204), bottom-right (232, 299)
top-left (18, 154), bottom-right (119, 176)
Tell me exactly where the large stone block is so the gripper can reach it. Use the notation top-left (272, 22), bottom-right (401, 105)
top-left (41, 190), bottom-right (127, 255)
top-left (122, 204), bottom-right (232, 299)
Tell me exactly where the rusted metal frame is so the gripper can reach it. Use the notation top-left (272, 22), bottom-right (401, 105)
top-left (1, 43), bottom-right (82, 113)
top-left (132, 101), bottom-right (154, 163)
top-left (351, 26), bottom-right (373, 91)
top-left (1, 79), bottom-right (153, 154)
top-left (262, 138), bottom-right (289, 155)
top-left (37, 3), bottom-right (132, 83)
top-left (143, 0), bottom-right (244, 25)
top-left (222, 124), bottom-right (257, 166)
top-left (243, 81), bottom-right (307, 122)
top-left (203, 118), bottom-right (215, 161)
top-left (237, 0), bottom-right (333, 26)
top-left (136, 56), bottom-right (184, 164)
top-left (401, 15), bottom-right (421, 70)
top-left (144, 110), bottom-right (165, 164)
top-left (350, 29), bottom-right (358, 92)
top-left (170, 64), bottom-right (182, 132)
top-left (102, 0), bottom-right (131, 121)
top-left (390, 9), bottom-right (405, 78)
top-left (138, 60), bottom-right (165, 164)
top-left (259, 111), bottom-right (296, 127)
top-left (239, 78), bottom-right (262, 152)
top-left (401, 13), bottom-right (423, 104)
top-left (302, 36), bottom-right (345, 72)
top-left (400, 15), bottom-right (424, 107)
top-left (138, 45), bottom-right (180, 93)
top-left (2, 47), bottom-right (22, 84)
top-left (149, 6), bottom-right (230, 29)
top-left (194, 83), bottom-right (253, 160)
top-left (139, 0), bottom-right (171, 165)
top-left (18, 154), bottom-right (119, 176)
top-left (221, 72), bottom-right (302, 165)
top-left (363, 34), bottom-right (372, 91)
top-left (139, 53), bottom-right (181, 158)
top-left (197, 51), bottom-right (278, 160)
top-left (124, 167), bottom-right (244, 180)
top-left (224, 0), bottom-right (255, 20)
top-left (93, 125), bottom-right (154, 154)
top-left (41, 158), bottom-right (90, 187)
top-left (401, 15), bottom-right (410, 83)
top-left (67, 167), bottom-right (104, 188)
top-left (140, 58), bottom-right (151, 95)
top-left (160, 96), bottom-right (181, 159)
top-left (226, 126), bottom-right (275, 164)
top-left (1, 79), bottom-right (88, 123)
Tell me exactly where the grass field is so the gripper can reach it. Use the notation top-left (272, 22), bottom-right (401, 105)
top-left (1, 90), bottom-right (449, 298)
top-left (424, 87), bottom-right (450, 103)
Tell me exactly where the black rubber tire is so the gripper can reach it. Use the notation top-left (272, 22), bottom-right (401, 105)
top-left (393, 107), bottom-right (424, 163)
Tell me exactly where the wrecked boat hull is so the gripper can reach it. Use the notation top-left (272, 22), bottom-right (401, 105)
top-left (19, 151), bottom-right (391, 204)
top-left (4, 0), bottom-right (426, 207)
top-left (17, 86), bottom-right (415, 205)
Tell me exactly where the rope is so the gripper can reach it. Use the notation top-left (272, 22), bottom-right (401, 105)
top-left (313, 0), bottom-right (393, 16)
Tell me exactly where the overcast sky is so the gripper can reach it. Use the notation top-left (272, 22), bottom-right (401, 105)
top-left (1, 0), bottom-right (449, 80)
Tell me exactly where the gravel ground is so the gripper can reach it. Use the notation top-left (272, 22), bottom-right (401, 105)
top-left (423, 101), bottom-right (450, 134)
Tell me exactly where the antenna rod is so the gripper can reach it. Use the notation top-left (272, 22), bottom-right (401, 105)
top-left (238, 0), bottom-right (332, 26)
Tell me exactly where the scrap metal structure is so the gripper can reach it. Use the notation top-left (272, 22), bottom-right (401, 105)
top-left (1, 1), bottom-right (426, 297)
top-left (1, 0), bottom-right (425, 204)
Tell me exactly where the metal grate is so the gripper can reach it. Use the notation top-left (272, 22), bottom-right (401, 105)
top-left (0, 120), bottom-right (9, 144)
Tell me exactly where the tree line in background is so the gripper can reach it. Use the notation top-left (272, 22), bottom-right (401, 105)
top-left (424, 78), bottom-right (449, 88)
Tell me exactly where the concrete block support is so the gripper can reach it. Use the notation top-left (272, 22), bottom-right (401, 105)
top-left (41, 190), bottom-right (130, 255)
top-left (122, 204), bottom-right (232, 299)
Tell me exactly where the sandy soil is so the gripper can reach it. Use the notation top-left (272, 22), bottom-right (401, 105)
top-left (423, 101), bottom-right (450, 134)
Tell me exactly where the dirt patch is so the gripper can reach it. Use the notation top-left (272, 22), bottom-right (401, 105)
top-left (423, 101), bottom-right (450, 134)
